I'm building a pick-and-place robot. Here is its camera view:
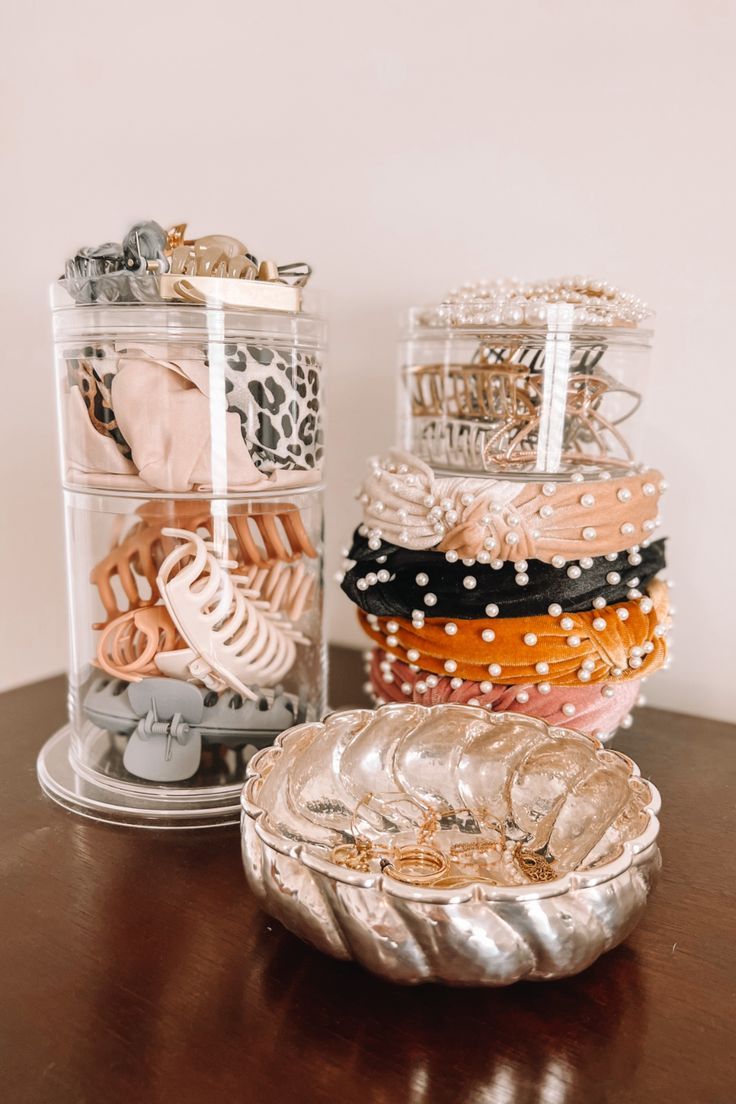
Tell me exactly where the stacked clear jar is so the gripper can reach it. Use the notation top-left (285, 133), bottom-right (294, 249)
top-left (38, 224), bottom-right (327, 826)
top-left (343, 279), bottom-right (671, 743)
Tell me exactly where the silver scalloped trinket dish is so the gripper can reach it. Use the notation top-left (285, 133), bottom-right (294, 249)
top-left (240, 703), bottom-right (661, 986)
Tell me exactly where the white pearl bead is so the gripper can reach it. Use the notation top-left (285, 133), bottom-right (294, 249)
top-left (642, 482), bottom-right (656, 496)
top-left (386, 621), bottom-right (399, 633)
top-left (460, 493), bottom-right (474, 506)
top-left (468, 698), bottom-right (480, 707)
top-left (415, 681), bottom-right (427, 694)
top-left (640, 597), bottom-right (653, 614)
top-left (617, 488), bottom-right (632, 502)
top-left (548, 603), bottom-right (562, 617)
top-left (377, 569), bottom-right (390, 583)
top-left (535, 662), bottom-right (549, 675)
top-left (477, 551), bottom-right (491, 564)
top-left (506, 532), bottom-right (520, 546)
top-left (577, 669), bottom-right (591, 682)
top-left (616, 608), bottom-right (630, 621)
top-left (523, 633), bottom-right (538, 646)
top-left (628, 552), bottom-right (642, 566)
top-left (581, 494), bottom-right (595, 507)
top-left (582, 658), bottom-right (596, 671)
top-left (560, 616), bottom-right (574, 631)
top-left (582, 527), bottom-right (597, 541)
top-left (602, 686), bottom-right (615, 698)
top-left (542, 483), bottom-right (557, 496)
top-left (540, 505), bottom-right (554, 519)
top-left (562, 703), bottom-right (576, 717)
top-left (630, 645), bottom-right (643, 657)
top-left (606, 572), bottom-right (621, 585)
top-left (415, 573), bottom-right (429, 587)
top-left (450, 677), bottom-right (463, 689)
top-left (485, 604), bottom-right (499, 617)
top-left (620, 522), bottom-right (635, 535)
top-left (444, 622), bottom-right (458, 636)
top-left (571, 472), bottom-right (584, 483)
top-left (357, 579), bottom-right (369, 591)
top-left (515, 573), bottom-right (529, 586)
top-left (426, 674), bottom-right (439, 687)
top-left (629, 656), bottom-right (643, 669)
top-left (444, 660), bottom-right (457, 673)
top-left (401, 682), bottom-right (412, 695)
top-left (481, 628), bottom-right (496, 643)
top-left (407, 649), bottom-right (420, 662)
top-left (516, 690), bottom-right (530, 704)
top-left (488, 663), bottom-right (502, 676)
top-left (514, 560), bottom-right (528, 572)
top-left (463, 576), bottom-right (477, 590)
top-left (593, 618), bottom-right (607, 631)
top-left (445, 550), bottom-right (459, 563)
top-left (491, 559), bottom-right (504, 570)
top-left (386, 634), bottom-right (398, 648)
top-left (538, 682), bottom-right (551, 694)
top-left (423, 592), bottom-right (437, 606)
top-left (580, 557), bottom-right (594, 569)
top-left (480, 680), bottom-right (493, 693)
top-left (567, 566), bottom-right (582, 579)
top-left (552, 555), bottom-right (566, 569)
top-left (567, 635), bottom-right (581, 647)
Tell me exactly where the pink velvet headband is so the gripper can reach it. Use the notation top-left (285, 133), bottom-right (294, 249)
top-left (368, 648), bottom-right (640, 741)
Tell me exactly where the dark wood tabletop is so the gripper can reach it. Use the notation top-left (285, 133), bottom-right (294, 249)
top-left (1, 646), bottom-right (734, 1104)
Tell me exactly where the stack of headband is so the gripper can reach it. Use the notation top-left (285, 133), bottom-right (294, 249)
top-left (341, 443), bottom-right (671, 740)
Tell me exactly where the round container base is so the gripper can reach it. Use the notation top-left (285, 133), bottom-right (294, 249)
top-left (36, 726), bottom-right (242, 829)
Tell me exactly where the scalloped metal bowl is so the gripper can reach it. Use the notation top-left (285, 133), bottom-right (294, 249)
top-left (240, 704), bottom-right (661, 986)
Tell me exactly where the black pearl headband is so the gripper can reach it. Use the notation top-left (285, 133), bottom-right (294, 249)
top-left (340, 530), bottom-right (666, 621)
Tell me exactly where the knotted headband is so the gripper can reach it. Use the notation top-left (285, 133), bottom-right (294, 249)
top-left (342, 530), bottom-right (666, 620)
top-left (368, 649), bottom-right (640, 739)
top-left (357, 578), bottom-right (670, 686)
top-left (358, 449), bottom-right (665, 563)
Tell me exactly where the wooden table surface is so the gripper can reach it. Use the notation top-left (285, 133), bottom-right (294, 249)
top-left (2, 646), bottom-right (734, 1104)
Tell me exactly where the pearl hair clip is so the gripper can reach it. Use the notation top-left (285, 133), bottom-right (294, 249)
top-left (415, 277), bottom-right (652, 329)
top-left (155, 529), bottom-right (308, 699)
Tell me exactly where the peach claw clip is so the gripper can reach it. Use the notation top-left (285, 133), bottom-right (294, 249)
top-left (154, 528), bottom-right (309, 699)
top-left (96, 606), bottom-right (182, 682)
top-left (90, 502), bottom-right (318, 628)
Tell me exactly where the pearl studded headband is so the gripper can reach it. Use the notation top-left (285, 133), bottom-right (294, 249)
top-left (368, 649), bottom-right (640, 741)
top-left (359, 449), bottom-right (665, 564)
top-left (341, 532), bottom-right (666, 621)
top-left (357, 578), bottom-right (670, 687)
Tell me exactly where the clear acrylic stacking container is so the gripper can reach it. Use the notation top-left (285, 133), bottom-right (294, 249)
top-left (398, 304), bottom-right (652, 479)
top-left (38, 282), bottom-right (327, 827)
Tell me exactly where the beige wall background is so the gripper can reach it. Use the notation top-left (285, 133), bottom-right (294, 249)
top-left (1, 0), bottom-right (734, 722)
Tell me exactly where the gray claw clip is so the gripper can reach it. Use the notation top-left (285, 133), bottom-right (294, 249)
top-left (123, 679), bottom-right (204, 783)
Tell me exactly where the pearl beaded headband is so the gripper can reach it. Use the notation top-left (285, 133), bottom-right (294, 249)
top-left (414, 277), bottom-right (652, 329)
top-left (341, 531), bottom-right (666, 621)
top-left (359, 449), bottom-right (665, 564)
top-left (368, 648), bottom-right (640, 741)
top-left (357, 578), bottom-right (670, 688)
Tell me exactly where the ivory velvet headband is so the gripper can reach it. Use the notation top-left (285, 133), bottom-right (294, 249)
top-left (357, 578), bottom-right (670, 687)
top-left (358, 449), bottom-right (665, 563)
top-left (342, 530), bottom-right (666, 620)
top-left (368, 649), bottom-right (640, 739)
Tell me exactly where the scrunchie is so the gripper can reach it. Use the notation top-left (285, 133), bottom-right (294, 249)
top-left (369, 649), bottom-right (640, 739)
top-left (357, 579), bottom-right (670, 686)
top-left (359, 449), bottom-right (665, 563)
top-left (342, 530), bottom-right (666, 620)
